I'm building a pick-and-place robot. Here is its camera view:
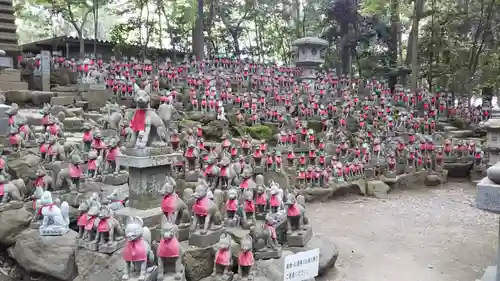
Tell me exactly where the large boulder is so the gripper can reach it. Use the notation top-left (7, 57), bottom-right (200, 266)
top-left (0, 207), bottom-right (32, 246)
top-left (4, 90), bottom-right (33, 104)
top-left (287, 235), bottom-right (339, 276)
top-left (9, 229), bottom-right (78, 281)
top-left (8, 154), bottom-right (41, 185)
top-left (74, 249), bottom-right (123, 281)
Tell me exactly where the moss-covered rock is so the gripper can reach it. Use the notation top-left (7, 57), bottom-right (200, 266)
top-left (245, 125), bottom-right (273, 140)
top-left (179, 119), bottom-right (202, 132)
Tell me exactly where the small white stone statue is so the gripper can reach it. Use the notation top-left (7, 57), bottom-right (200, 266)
top-left (39, 191), bottom-right (70, 236)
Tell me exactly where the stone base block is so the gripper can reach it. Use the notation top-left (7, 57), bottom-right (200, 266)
top-left (99, 238), bottom-right (125, 254)
top-left (30, 221), bottom-right (41, 229)
top-left (189, 228), bottom-right (223, 248)
top-left (159, 272), bottom-right (186, 281)
top-left (126, 265), bottom-right (158, 281)
top-left (479, 266), bottom-right (497, 281)
top-left (255, 247), bottom-right (282, 260)
top-left (115, 207), bottom-right (163, 240)
top-left (39, 227), bottom-right (70, 236)
top-left (254, 166), bottom-right (265, 175)
top-left (185, 171), bottom-right (199, 182)
top-left (77, 239), bottom-right (99, 251)
top-left (178, 227), bottom-right (190, 242)
top-left (102, 172), bottom-right (129, 186)
top-left (0, 201), bottom-right (23, 212)
top-left (287, 227), bottom-right (312, 247)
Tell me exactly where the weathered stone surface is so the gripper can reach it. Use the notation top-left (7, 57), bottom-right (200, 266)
top-left (0, 207), bottom-right (32, 246)
top-left (80, 90), bottom-right (113, 110)
top-left (366, 180), bottom-right (389, 199)
top-left (5, 90), bottom-right (32, 104)
top-left (50, 96), bottom-right (74, 106)
top-left (74, 248), bottom-right (124, 281)
top-left (445, 161), bottom-right (473, 177)
top-left (8, 154), bottom-right (41, 184)
top-left (9, 229), bottom-right (78, 281)
top-left (182, 241), bottom-right (215, 281)
top-left (286, 235), bottom-right (338, 276)
top-left (31, 91), bottom-right (55, 106)
top-left (447, 130), bottom-right (474, 138)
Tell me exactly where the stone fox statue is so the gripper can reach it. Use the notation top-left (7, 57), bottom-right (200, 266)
top-left (122, 216), bottom-right (155, 281)
top-left (125, 84), bottom-right (169, 148)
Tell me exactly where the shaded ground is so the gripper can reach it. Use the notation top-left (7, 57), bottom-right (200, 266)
top-left (314, 182), bottom-right (497, 281)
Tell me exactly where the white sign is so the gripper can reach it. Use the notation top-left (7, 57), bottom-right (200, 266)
top-left (283, 248), bottom-right (320, 281)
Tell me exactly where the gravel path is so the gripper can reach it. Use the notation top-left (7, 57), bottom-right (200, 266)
top-left (313, 182), bottom-right (497, 281)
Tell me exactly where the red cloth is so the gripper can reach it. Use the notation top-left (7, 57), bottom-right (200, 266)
top-left (161, 194), bottom-right (177, 214)
top-left (238, 251), bottom-right (254, 266)
top-left (192, 197), bottom-right (209, 216)
top-left (0, 183), bottom-right (3, 196)
top-left (226, 199), bottom-right (238, 211)
top-left (130, 109), bottom-right (147, 132)
top-left (158, 237), bottom-right (180, 257)
top-left (244, 200), bottom-right (255, 212)
top-left (123, 238), bottom-right (147, 262)
top-left (97, 218), bottom-right (110, 232)
top-left (77, 213), bottom-right (87, 226)
top-left (215, 248), bottom-right (231, 266)
top-left (85, 216), bottom-right (97, 230)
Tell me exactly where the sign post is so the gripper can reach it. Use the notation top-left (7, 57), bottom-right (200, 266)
top-left (283, 248), bottom-right (320, 281)
top-left (40, 50), bottom-right (51, 91)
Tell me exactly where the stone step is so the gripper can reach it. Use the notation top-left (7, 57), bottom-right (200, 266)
top-left (0, 32), bottom-right (18, 43)
top-left (0, 68), bottom-right (20, 82)
top-left (0, 22), bottom-right (16, 33)
top-left (0, 81), bottom-right (28, 91)
top-left (0, 3), bottom-right (13, 13)
top-left (0, 13), bottom-right (15, 23)
top-left (0, 0), bottom-right (13, 5)
top-left (0, 42), bottom-right (18, 52)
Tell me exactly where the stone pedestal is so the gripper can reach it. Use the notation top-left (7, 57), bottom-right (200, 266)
top-left (0, 104), bottom-right (11, 136)
top-left (287, 227), bottom-right (313, 247)
top-left (476, 163), bottom-right (500, 281)
top-left (189, 228), bottom-right (223, 248)
top-left (116, 150), bottom-right (180, 240)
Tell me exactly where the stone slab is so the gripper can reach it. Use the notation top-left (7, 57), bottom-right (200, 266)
top-left (287, 227), bottom-right (313, 247)
top-left (476, 177), bottom-right (500, 214)
top-left (98, 238), bottom-right (125, 254)
top-left (189, 228), bottom-right (223, 248)
top-left (117, 153), bottom-right (180, 168)
top-left (479, 266), bottom-right (497, 281)
top-left (77, 239), bottom-right (99, 251)
top-left (126, 266), bottom-right (158, 281)
top-left (50, 95), bottom-right (74, 106)
top-left (255, 247), bottom-right (282, 260)
top-left (115, 207), bottom-right (163, 241)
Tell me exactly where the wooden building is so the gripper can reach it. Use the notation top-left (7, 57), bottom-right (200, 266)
top-left (20, 36), bottom-right (186, 61)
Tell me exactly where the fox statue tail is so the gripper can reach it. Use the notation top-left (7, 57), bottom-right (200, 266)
top-left (60, 201), bottom-right (70, 226)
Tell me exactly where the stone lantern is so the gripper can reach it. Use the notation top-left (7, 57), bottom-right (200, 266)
top-left (0, 50), bottom-right (10, 70)
top-left (476, 162), bottom-right (500, 281)
top-left (291, 32), bottom-right (328, 90)
top-left (483, 105), bottom-right (500, 167)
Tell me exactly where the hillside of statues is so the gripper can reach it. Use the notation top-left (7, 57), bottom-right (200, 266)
top-left (0, 52), bottom-right (492, 281)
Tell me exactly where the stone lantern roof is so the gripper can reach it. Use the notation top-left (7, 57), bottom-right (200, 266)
top-left (291, 32), bottom-right (328, 47)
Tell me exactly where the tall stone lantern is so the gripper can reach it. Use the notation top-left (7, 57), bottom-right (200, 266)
top-left (483, 105), bottom-right (500, 167)
top-left (476, 162), bottom-right (500, 281)
top-left (291, 32), bottom-right (328, 91)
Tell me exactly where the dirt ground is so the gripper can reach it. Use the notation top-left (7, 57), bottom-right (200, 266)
top-left (313, 181), bottom-right (498, 281)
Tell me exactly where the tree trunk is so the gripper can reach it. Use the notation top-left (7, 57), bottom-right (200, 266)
top-left (388, 0), bottom-right (399, 92)
top-left (79, 31), bottom-right (85, 58)
top-left (410, 0), bottom-right (424, 92)
top-left (192, 0), bottom-right (204, 60)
